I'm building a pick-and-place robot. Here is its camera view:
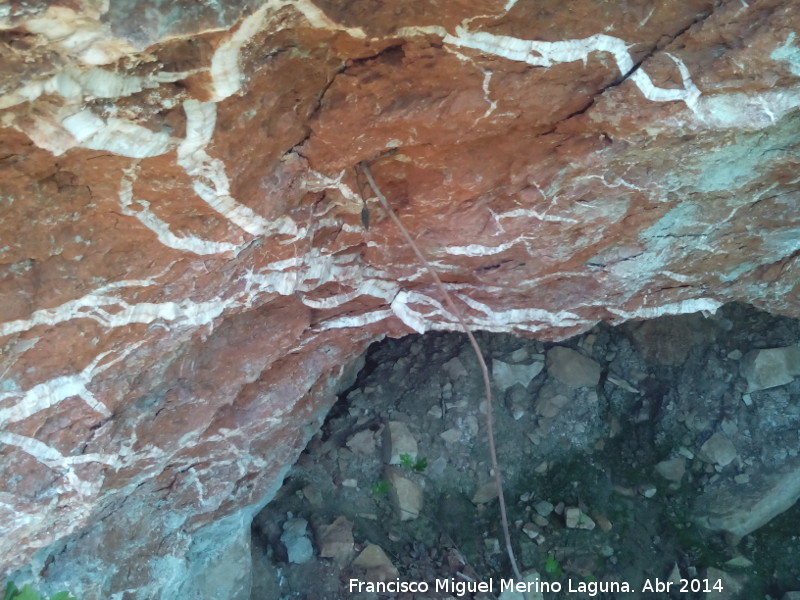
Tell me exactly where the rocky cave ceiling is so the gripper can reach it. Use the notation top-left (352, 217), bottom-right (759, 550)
top-left (0, 0), bottom-right (798, 598)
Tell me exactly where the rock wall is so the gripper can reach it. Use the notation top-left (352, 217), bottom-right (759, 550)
top-left (0, 0), bottom-right (798, 598)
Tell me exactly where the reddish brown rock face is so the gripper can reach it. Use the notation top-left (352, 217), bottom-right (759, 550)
top-left (0, 0), bottom-right (798, 597)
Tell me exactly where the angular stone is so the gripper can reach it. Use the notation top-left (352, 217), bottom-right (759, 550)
top-left (280, 518), bottom-right (313, 564)
top-left (565, 507), bottom-right (596, 530)
top-left (740, 345), bottom-right (800, 391)
top-left (705, 567), bottom-right (741, 600)
top-left (724, 556), bottom-right (753, 569)
top-left (593, 512), bottom-right (613, 532)
top-left (382, 421), bottom-right (418, 465)
top-left (346, 429), bottom-right (377, 455)
top-left (440, 428), bottom-right (462, 444)
top-left (385, 466), bottom-right (423, 521)
top-left (484, 537), bottom-right (501, 555)
top-left (316, 516), bottom-right (354, 566)
top-left (655, 457), bottom-right (686, 483)
top-left (492, 359), bottom-right (544, 391)
top-left (472, 480), bottom-right (499, 505)
top-left (667, 563), bottom-right (682, 586)
top-left (443, 357), bottom-right (468, 380)
top-left (698, 433), bottom-right (738, 467)
top-left (352, 544), bottom-right (398, 581)
top-left (695, 459), bottom-right (800, 538)
top-left (546, 347), bottom-right (602, 388)
top-left (535, 394), bottom-right (570, 418)
top-left (522, 523), bottom-right (541, 540)
top-left (628, 313), bottom-right (710, 366)
top-left (639, 484), bottom-right (657, 498)
top-left (509, 348), bottom-right (529, 362)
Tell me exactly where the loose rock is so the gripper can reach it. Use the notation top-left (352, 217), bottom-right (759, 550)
top-left (316, 517), bottom-right (354, 566)
top-left (534, 500), bottom-right (554, 517)
top-left (385, 466), bottom-right (423, 521)
top-left (740, 345), bottom-right (800, 391)
top-left (535, 394), bottom-right (570, 418)
top-left (565, 507), bottom-right (596, 530)
top-left (382, 421), bottom-right (418, 465)
top-left (698, 433), bottom-right (738, 467)
top-left (346, 429), bottom-right (377, 455)
top-left (655, 457), bottom-right (686, 483)
top-left (281, 518), bottom-right (313, 564)
top-left (472, 481), bottom-right (499, 505)
top-left (352, 544), bottom-right (398, 581)
top-left (492, 359), bottom-right (544, 391)
top-left (546, 346), bottom-right (601, 388)
top-left (705, 567), bottom-right (741, 600)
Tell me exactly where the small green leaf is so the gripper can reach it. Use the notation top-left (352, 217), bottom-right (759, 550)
top-left (412, 457), bottom-right (428, 472)
top-left (50, 592), bottom-right (77, 600)
top-left (371, 480), bottom-right (391, 497)
top-left (545, 554), bottom-right (563, 578)
top-left (4, 581), bottom-right (19, 600)
top-left (398, 454), bottom-right (414, 470)
top-left (15, 584), bottom-right (43, 600)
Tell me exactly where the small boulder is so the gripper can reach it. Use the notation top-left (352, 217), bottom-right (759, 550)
top-left (352, 544), bottom-right (398, 581)
top-left (546, 346), bottom-right (601, 388)
top-left (493, 359), bottom-right (544, 391)
top-left (346, 429), bottom-right (377, 455)
top-left (281, 518), bottom-right (313, 564)
top-left (705, 567), bottom-right (741, 600)
top-left (655, 457), bottom-right (686, 483)
top-left (316, 516), bottom-right (354, 566)
top-left (382, 421), bottom-right (417, 465)
top-left (534, 500), bottom-right (554, 517)
top-left (740, 345), bottom-right (800, 391)
top-left (443, 356), bottom-right (468, 380)
top-left (385, 466), bottom-right (423, 521)
top-left (535, 394), bottom-right (570, 418)
top-left (472, 480), bottom-right (499, 505)
top-left (667, 563), bottom-right (682, 585)
top-left (698, 433), bottom-right (737, 467)
top-left (565, 507), bottom-right (596, 530)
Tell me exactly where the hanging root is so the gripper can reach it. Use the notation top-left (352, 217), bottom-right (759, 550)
top-left (358, 161), bottom-right (523, 583)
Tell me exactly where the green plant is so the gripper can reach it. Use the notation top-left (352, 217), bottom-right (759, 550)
top-left (399, 453), bottom-right (428, 473)
top-left (544, 554), bottom-right (563, 578)
top-left (3, 581), bottom-right (77, 600)
top-left (371, 480), bottom-right (391, 497)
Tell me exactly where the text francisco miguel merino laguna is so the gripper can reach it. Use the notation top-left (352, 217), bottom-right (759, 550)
top-left (350, 576), bottom-right (642, 596)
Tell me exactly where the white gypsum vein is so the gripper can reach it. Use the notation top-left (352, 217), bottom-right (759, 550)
top-left (0, 342), bottom-right (144, 427)
top-left (209, 0), bottom-right (365, 102)
top-left (455, 293), bottom-right (584, 327)
top-left (607, 298), bottom-right (723, 320)
top-left (0, 431), bottom-right (116, 496)
top-left (444, 29), bottom-right (701, 109)
top-left (0, 272), bottom-right (172, 337)
top-left (443, 238), bottom-right (524, 256)
top-left (178, 100), bottom-right (302, 240)
top-left (119, 165), bottom-right (241, 255)
top-left (317, 309), bottom-right (395, 330)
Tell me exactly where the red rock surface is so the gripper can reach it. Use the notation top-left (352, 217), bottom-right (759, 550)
top-left (0, 0), bottom-right (798, 597)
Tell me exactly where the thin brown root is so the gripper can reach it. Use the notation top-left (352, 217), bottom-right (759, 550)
top-left (359, 162), bottom-right (523, 583)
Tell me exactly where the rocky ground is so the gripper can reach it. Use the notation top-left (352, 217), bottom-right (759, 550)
top-left (250, 302), bottom-right (800, 600)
